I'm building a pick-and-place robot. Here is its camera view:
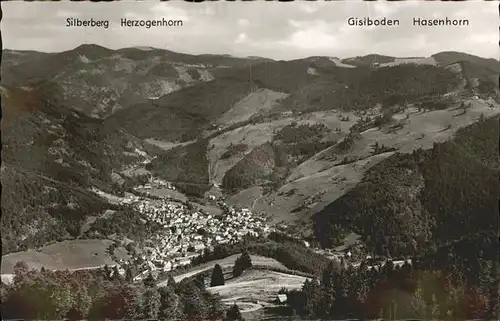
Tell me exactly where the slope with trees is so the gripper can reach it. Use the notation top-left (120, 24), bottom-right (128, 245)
top-left (0, 261), bottom-right (225, 321)
top-left (146, 139), bottom-right (211, 196)
top-left (1, 85), bottom-right (153, 253)
top-left (284, 257), bottom-right (499, 320)
top-left (314, 115), bottom-right (499, 275)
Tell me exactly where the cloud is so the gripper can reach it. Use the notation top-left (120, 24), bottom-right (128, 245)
top-left (235, 33), bottom-right (248, 44)
top-left (2, 1), bottom-right (497, 60)
top-left (286, 21), bottom-right (338, 51)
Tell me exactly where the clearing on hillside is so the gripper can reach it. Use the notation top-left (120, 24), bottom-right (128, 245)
top-left (157, 254), bottom-right (286, 285)
top-left (216, 89), bottom-right (289, 127)
top-left (1, 239), bottom-right (130, 275)
top-left (207, 269), bottom-right (308, 313)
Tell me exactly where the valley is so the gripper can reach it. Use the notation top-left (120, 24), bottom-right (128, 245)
top-left (1, 45), bottom-right (499, 320)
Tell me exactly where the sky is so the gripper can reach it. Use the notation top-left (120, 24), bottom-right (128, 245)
top-left (2, 1), bottom-right (498, 60)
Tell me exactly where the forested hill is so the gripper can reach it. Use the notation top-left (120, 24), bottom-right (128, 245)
top-left (1, 85), bottom-right (152, 253)
top-left (314, 114), bottom-right (499, 262)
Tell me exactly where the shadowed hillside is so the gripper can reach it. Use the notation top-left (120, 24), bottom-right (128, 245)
top-left (222, 143), bottom-right (277, 192)
top-left (1, 85), bottom-right (152, 253)
top-left (107, 76), bottom-right (258, 142)
top-left (432, 51), bottom-right (500, 72)
top-left (314, 115), bottom-right (499, 259)
top-left (281, 64), bottom-right (462, 113)
top-left (146, 139), bottom-right (212, 196)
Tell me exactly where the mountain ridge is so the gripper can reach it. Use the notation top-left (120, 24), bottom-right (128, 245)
top-left (7, 45), bottom-right (496, 62)
top-left (4, 45), bottom-right (496, 119)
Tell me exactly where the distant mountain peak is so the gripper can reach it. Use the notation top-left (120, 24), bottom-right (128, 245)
top-left (341, 54), bottom-right (396, 67)
top-left (69, 44), bottom-right (115, 60)
top-left (132, 46), bottom-right (156, 51)
top-left (73, 43), bottom-right (111, 52)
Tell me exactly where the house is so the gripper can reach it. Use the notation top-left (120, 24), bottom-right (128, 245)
top-left (194, 244), bottom-right (205, 251)
top-left (179, 259), bottom-right (191, 266)
top-left (276, 294), bottom-right (288, 304)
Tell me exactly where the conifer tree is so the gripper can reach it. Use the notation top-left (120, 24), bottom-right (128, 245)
top-left (158, 286), bottom-right (180, 319)
top-left (143, 272), bottom-right (155, 288)
top-left (125, 265), bottom-right (134, 283)
top-left (122, 285), bottom-right (142, 319)
top-left (354, 268), bottom-right (369, 305)
top-left (103, 264), bottom-right (111, 280)
top-left (226, 303), bottom-right (243, 321)
top-left (142, 288), bottom-right (161, 319)
top-left (167, 274), bottom-right (176, 288)
top-left (233, 251), bottom-right (252, 277)
top-left (430, 293), bottom-right (441, 320)
top-left (240, 251), bottom-right (252, 269)
top-left (410, 281), bottom-right (426, 318)
top-left (12, 261), bottom-right (29, 286)
top-left (53, 282), bottom-right (73, 318)
top-left (111, 266), bottom-right (122, 282)
top-left (303, 278), bottom-right (321, 318)
top-left (485, 260), bottom-right (500, 319)
top-left (319, 262), bottom-right (337, 317)
top-left (72, 285), bottom-right (92, 319)
top-left (210, 264), bottom-right (225, 287)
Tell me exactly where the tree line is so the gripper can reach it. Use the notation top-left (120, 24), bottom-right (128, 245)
top-left (284, 258), bottom-right (499, 320)
top-left (186, 236), bottom-right (331, 277)
top-left (0, 261), bottom-right (225, 321)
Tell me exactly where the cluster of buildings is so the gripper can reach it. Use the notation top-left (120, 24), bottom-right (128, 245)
top-left (116, 177), bottom-right (271, 276)
top-left (135, 177), bottom-right (176, 191)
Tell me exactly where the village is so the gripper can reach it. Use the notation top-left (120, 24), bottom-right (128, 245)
top-left (101, 173), bottom-right (414, 284)
top-left (114, 176), bottom-right (273, 280)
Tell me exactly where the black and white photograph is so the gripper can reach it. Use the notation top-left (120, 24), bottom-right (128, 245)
top-left (1, 1), bottom-right (499, 320)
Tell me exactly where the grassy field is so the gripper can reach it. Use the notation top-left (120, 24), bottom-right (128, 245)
top-left (208, 269), bottom-right (308, 313)
top-left (207, 109), bottom-right (357, 187)
top-left (1, 239), bottom-right (130, 275)
top-left (216, 89), bottom-right (288, 127)
top-left (158, 254), bottom-right (287, 286)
